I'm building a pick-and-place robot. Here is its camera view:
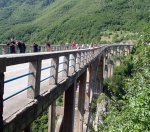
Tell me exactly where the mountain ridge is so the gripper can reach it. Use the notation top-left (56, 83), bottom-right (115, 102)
top-left (0, 0), bottom-right (149, 44)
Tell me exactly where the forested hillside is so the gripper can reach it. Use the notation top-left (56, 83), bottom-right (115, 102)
top-left (0, 0), bottom-right (149, 44)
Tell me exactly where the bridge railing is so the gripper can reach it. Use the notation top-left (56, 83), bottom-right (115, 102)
top-left (0, 44), bottom-right (84, 54)
top-left (2, 47), bottom-right (101, 102)
top-left (1, 44), bottom-right (132, 102)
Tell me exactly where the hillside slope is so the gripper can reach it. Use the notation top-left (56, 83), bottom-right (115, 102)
top-left (0, 0), bottom-right (149, 44)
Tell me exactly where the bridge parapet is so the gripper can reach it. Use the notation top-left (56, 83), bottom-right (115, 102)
top-left (0, 44), bottom-right (133, 132)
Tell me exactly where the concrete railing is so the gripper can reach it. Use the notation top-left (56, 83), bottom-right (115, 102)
top-left (0, 44), bottom-right (133, 132)
top-left (0, 44), bottom-right (86, 54)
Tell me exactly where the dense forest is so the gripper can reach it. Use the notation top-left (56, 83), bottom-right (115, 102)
top-left (0, 0), bottom-right (149, 44)
top-left (92, 25), bottom-right (150, 131)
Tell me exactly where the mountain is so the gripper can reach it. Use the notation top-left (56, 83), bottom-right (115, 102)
top-left (0, 0), bottom-right (149, 44)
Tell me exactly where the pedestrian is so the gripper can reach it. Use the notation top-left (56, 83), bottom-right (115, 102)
top-left (46, 43), bottom-right (51, 52)
top-left (33, 43), bottom-right (38, 52)
top-left (65, 42), bottom-right (69, 50)
top-left (71, 42), bottom-right (75, 47)
top-left (89, 43), bottom-right (94, 49)
top-left (82, 44), bottom-right (85, 49)
top-left (16, 41), bottom-right (26, 53)
top-left (7, 38), bottom-right (17, 54)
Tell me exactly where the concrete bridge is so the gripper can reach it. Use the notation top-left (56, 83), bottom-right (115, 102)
top-left (0, 43), bottom-right (133, 132)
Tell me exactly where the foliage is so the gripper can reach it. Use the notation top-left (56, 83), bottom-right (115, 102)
top-left (101, 26), bottom-right (150, 131)
top-left (32, 110), bottom-right (48, 132)
top-left (0, 0), bottom-right (149, 44)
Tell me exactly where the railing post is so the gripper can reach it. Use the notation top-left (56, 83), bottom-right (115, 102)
top-left (84, 51), bottom-right (87, 65)
top-left (76, 53), bottom-right (81, 71)
top-left (63, 81), bottom-right (77, 132)
top-left (29, 46), bottom-right (32, 53)
top-left (62, 55), bottom-right (69, 77)
top-left (27, 59), bottom-right (42, 99)
top-left (0, 57), bottom-right (6, 132)
top-left (80, 52), bottom-right (84, 68)
top-left (87, 50), bottom-right (90, 63)
top-left (49, 57), bottom-right (59, 85)
top-left (2, 46), bottom-right (7, 54)
top-left (70, 54), bottom-right (76, 74)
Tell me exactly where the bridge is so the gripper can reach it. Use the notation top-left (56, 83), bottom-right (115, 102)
top-left (0, 43), bottom-right (133, 132)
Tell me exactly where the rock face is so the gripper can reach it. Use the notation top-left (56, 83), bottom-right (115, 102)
top-left (93, 99), bottom-right (108, 131)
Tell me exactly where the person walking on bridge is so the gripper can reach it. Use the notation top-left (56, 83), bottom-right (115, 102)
top-left (46, 43), bottom-right (51, 52)
top-left (33, 43), bottom-right (39, 52)
top-left (16, 41), bottom-right (26, 53)
top-left (7, 38), bottom-right (17, 54)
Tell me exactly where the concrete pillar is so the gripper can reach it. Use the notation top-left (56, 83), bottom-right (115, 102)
top-left (113, 47), bottom-right (117, 55)
top-left (104, 64), bottom-right (108, 78)
top-left (0, 58), bottom-right (6, 132)
top-left (48, 101), bottom-right (56, 132)
top-left (116, 47), bottom-right (120, 55)
top-left (29, 46), bottom-right (32, 53)
top-left (119, 46), bottom-right (123, 55)
top-left (116, 57), bottom-right (121, 66)
top-left (124, 46), bottom-right (128, 56)
top-left (86, 51), bottom-right (90, 63)
top-left (84, 51), bottom-right (87, 66)
top-left (103, 54), bottom-right (108, 79)
top-left (127, 46), bottom-right (130, 54)
top-left (55, 115), bottom-right (63, 132)
top-left (62, 55), bottom-right (69, 77)
top-left (80, 52), bottom-right (84, 68)
top-left (27, 59), bottom-right (42, 99)
top-left (96, 58), bottom-right (103, 94)
top-left (107, 52), bottom-right (111, 78)
top-left (63, 81), bottom-right (76, 132)
top-left (110, 60), bottom-right (114, 77)
top-left (85, 68), bottom-right (90, 112)
top-left (76, 71), bottom-right (87, 132)
top-left (49, 58), bottom-right (59, 85)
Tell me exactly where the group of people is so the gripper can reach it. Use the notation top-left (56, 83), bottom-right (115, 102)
top-left (7, 38), bottom-right (26, 53)
top-left (7, 38), bottom-right (97, 54)
top-left (66, 42), bottom-right (97, 50)
top-left (33, 43), bottom-right (51, 52)
top-left (7, 38), bottom-right (52, 54)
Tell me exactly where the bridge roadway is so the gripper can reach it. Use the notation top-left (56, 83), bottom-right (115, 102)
top-left (3, 54), bottom-right (65, 121)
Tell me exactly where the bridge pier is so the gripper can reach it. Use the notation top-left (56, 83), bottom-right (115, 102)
top-left (95, 57), bottom-right (103, 95)
top-left (63, 81), bottom-right (77, 132)
top-left (103, 54), bottom-right (108, 79)
top-left (48, 101), bottom-right (56, 132)
top-left (75, 71), bottom-right (87, 132)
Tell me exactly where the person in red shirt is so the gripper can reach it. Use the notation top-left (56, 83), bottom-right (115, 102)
top-left (71, 42), bottom-right (75, 47)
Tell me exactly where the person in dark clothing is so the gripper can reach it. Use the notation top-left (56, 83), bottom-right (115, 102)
top-left (16, 41), bottom-right (26, 53)
top-left (33, 43), bottom-right (38, 52)
top-left (7, 38), bottom-right (16, 54)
